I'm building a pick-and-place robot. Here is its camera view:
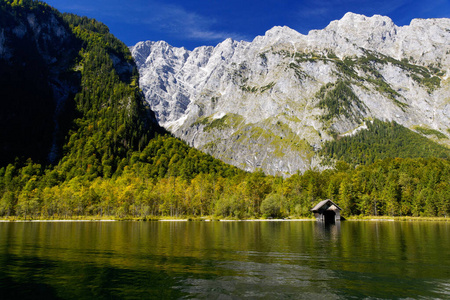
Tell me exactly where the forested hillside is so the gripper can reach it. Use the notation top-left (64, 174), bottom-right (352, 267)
top-left (321, 119), bottom-right (450, 166)
top-left (57, 12), bottom-right (163, 179)
top-left (0, 0), bottom-right (163, 170)
top-left (0, 1), bottom-right (449, 220)
top-left (0, 0), bottom-right (242, 218)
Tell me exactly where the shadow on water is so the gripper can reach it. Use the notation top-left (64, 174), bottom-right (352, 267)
top-left (0, 271), bottom-right (58, 300)
top-left (0, 253), bottom-right (188, 300)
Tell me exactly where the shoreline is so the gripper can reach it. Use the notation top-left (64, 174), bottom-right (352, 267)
top-left (0, 219), bottom-right (117, 222)
top-left (0, 217), bottom-right (447, 222)
top-left (0, 218), bottom-right (315, 223)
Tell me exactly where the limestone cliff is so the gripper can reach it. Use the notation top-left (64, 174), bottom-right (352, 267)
top-left (131, 13), bottom-right (450, 176)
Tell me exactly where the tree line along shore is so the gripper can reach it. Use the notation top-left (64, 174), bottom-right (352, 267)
top-left (1, 155), bottom-right (449, 220)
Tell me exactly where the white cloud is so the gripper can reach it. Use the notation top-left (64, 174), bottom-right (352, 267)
top-left (49, 0), bottom-right (248, 42)
top-left (143, 3), bottom-right (248, 42)
top-left (104, 1), bottom-right (247, 42)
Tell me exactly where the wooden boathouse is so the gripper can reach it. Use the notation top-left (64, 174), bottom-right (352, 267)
top-left (311, 199), bottom-right (342, 223)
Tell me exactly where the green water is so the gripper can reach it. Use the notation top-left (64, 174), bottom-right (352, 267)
top-left (0, 221), bottom-right (449, 299)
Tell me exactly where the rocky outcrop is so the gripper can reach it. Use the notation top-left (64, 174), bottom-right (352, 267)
top-left (131, 13), bottom-right (450, 176)
top-left (0, 5), bottom-right (79, 165)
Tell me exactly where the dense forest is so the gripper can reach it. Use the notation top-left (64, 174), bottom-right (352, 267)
top-left (320, 119), bottom-right (450, 166)
top-left (1, 155), bottom-right (449, 219)
top-left (0, 1), bottom-right (449, 220)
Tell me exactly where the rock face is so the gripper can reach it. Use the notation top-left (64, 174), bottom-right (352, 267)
top-left (0, 5), bottom-right (79, 165)
top-left (0, 3), bottom-right (148, 166)
top-left (131, 13), bottom-right (450, 176)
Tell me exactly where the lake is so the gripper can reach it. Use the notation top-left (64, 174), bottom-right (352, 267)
top-left (0, 220), bottom-right (449, 299)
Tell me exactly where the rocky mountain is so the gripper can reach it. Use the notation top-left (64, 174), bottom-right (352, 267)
top-left (132, 13), bottom-right (450, 176)
top-left (0, 1), bottom-right (161, 171)
top-left (0, 1), bottom-right (80, 165)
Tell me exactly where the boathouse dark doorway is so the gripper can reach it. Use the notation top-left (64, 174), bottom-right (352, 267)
top-left (311, 199), bottom-right (342, 223)
top-left (324, 210), bottom-right (336, 223)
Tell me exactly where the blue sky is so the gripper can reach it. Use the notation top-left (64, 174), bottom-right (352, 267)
top-left (45, 0), bottom-right (450, 49)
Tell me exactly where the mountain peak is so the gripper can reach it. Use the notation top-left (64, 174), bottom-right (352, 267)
top-left (264, 25), bottom-right (302, 39)
top-left (340, 12), bottom-right (370, 22)
top-left (326, 12), bottom-right (396, 31)
top-left (251, 25), bottom-right (303, 47)
top-left (266, 25), bottom-right (296, 35)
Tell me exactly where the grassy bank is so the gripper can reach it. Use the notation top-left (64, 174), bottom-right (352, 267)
top-left (1, 215), bottom-right (447, 222)
top-left (347, 216), bottom-right (449, 222)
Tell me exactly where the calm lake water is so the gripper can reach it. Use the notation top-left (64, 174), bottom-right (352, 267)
top-left (0, 220), bottom-right (449, 299)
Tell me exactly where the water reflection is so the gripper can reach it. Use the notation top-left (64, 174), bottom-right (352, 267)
top-left (0, 221), bottom-right (449, 299)
top-left (314, 221), bottom-right (341, 241)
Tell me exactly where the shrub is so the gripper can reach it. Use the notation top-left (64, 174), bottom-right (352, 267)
top-left (260, 194), bottom-right (286, 218)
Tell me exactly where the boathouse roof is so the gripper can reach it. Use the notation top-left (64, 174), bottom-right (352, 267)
top-left (311, 199), bottom-right (342, 213)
